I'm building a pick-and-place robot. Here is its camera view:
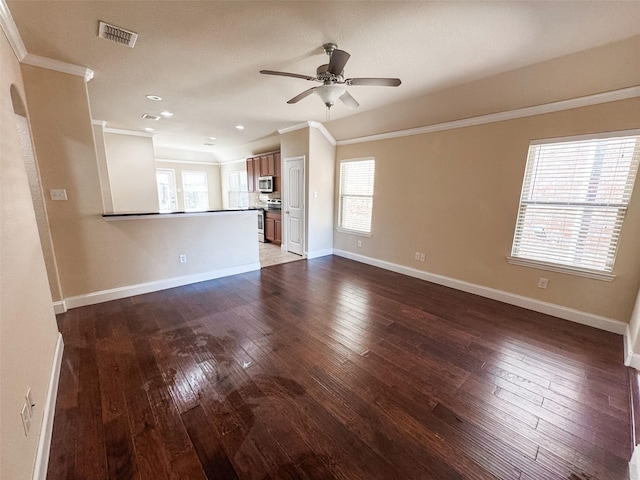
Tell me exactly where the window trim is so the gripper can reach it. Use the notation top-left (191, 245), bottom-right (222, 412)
top-left (505, 256), bottom-right (615, 281)
top-left (337, 157), bottom-right (375, 236)
top-left (508, 129), bottom-right (640, 280)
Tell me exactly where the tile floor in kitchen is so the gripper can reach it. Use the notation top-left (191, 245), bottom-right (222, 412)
top-left (259, 241), bottom-right (303, 268)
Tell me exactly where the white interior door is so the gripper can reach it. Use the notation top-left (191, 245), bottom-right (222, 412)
top-left (284, 156), bottom-right (305, 255)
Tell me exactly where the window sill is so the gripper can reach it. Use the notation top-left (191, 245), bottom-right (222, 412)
top-left (336, 227), bottom-right (372, 238)
top-left (506, 256), bottom-right (615, 281)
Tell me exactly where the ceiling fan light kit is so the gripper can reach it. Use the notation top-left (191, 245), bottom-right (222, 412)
top-left (260, 42), bottom-right (401, 111)
top-left (315, 84), bottom-right (345, 107)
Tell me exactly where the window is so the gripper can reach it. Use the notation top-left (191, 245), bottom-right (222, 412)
top-left (182, 171), bottom-right (209, 211)
top-left (338, 158), bottom-right (375, 235)
top-left (509, 131), bottom-right (640, 278)
top-left (156, 168), bottom-right (177, 212)
top-left (228, 171), bottom-right (249, 209)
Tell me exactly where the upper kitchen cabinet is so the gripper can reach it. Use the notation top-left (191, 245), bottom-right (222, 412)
top-left (260, 154), bottom-right (275, 176)
top-left (246, 156), bottom-right (260, 192)
top-left (274, 152), bottom-right (281, 192)
top-left (247, 150), bottom-right (281, 192)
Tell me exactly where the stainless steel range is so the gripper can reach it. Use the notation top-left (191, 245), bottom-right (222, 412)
top-left (257, 209), bottom-right (266, 243)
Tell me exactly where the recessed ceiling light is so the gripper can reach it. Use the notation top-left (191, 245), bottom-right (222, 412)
top-left (208, 137), bottom-right (216, 141)
top-left (144, 127), bottom-right (155, 132)
top-left (160, 111), bottom-right (174, 118)
top-left (235, 125), bottom-right (245, 130)
top-left (146, 94), bottom-right (162, 101)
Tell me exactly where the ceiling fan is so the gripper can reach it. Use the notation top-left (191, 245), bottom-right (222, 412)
top-left (260, 43), bottom-right (401, 110)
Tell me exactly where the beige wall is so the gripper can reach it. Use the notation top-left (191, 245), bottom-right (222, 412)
top-left (155, 160), bottom-right (222, 211)
top-left (335, 98), bottom-right (640, 323)
top-left (0, 32), bottom-right (60, 480)
top-left (92, 123), bottom-right (114, 212)
top-left (21, 65), bottom-right (257, 300)
top-left (212, 134), bottom-right (280, 163)
top-left (104, 132), bottom-right (159, 213)
top-left (308, 127), bottom-right (335, 255)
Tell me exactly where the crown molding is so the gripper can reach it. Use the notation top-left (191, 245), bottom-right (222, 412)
top-left (0, 0), bottom-right (94, 81)
top-left (0, 0), bottom-right (27, 60)
top-left (22, 54), bottom-right (94, 81)
top-left (156, 158), bottom-right (219, 166)
top-left (336, 86), bottom-right (640, 146)
top-left (277, 121), bottom-right (311, 135)
top-left (103, 127), bottom-right (153, 138)
top-left (278, 120), bottom-right (337, 146)
top-left (308, 120), bottom-right (337, 146)
top-left (92, 119), bottom-right (107, 127)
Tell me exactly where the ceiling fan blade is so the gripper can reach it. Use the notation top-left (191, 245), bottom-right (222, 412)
top-left (328, 49), bottom-right (350, 75)
top-left (346, 78), bottom-right (402, 87)
top-left (260, 70), bottom-right (316, 81)
top-left (287, 87), bottom-right (317, 104)
top-left (339, 90), bottom-right (359, 109)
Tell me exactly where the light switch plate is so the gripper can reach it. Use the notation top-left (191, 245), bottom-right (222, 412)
top-left (50, 189), bottom-right (67, 201)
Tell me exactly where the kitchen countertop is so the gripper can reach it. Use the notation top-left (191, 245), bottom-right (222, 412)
top-left (102, 208), bottom-right (261, 221)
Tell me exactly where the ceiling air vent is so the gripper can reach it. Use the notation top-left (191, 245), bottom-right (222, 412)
top-left (98, 21), bottom-right (138, 48)
top-left (141, 114), bottom-right (161, 121)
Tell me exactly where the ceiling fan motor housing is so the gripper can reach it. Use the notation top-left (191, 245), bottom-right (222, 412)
top-left (317, 64), bottom-right (343, 82)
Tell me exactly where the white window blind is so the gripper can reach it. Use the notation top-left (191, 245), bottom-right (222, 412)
top-left (511, 132), bottom-right (640, 274)
top-left (182, 171), bottom-right (209, 211)
top-left (339, 159), bottom-right (375, 234)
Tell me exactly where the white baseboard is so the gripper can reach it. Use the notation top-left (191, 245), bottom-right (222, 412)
top-left (625, 326), bottom-right (640, 369)
top-left (307, 248), bottom-right (334, 259)
top-left (333, 249), bottom-right (627, 335)
top-left (33, 333), bottom-right (64, 480)
top-left (64, 263), bottom-right (261, 309)
top-left (631, 446), bottom-right (640, 480)
top-left (52, 301), bottom-right (67, 314)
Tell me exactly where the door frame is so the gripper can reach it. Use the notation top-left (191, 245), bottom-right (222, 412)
top-left (282, 155), bottom-right (306, 256)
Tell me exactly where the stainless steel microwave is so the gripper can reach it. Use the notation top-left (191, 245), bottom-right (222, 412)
top-left (258, 176), bottom-right (274, 193)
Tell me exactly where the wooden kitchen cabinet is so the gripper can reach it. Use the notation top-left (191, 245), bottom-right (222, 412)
top-left (246, 150), bottom-right (281, 193)
top-left (247, 157), bottom-right (261, 192)
top-left (274, 152), bottom-right (281, 192)
top-left (274, 216), bottom-right (282, 244)
top-left (260, 154), bottom-right (275, 176)
top-left (265, 210), bottom-right (282, 245)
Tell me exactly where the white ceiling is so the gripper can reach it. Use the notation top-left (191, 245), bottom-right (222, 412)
top-left (7, 1), bottom-right (640, 161)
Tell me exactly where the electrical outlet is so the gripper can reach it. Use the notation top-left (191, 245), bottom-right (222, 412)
top-left (419, 253), bottom-right (426, 262)
top-left (21, 404), bottom-right (30, 436)
top-left (179, 254), bottom-right (187, 264)
top-left (50, 189), bottom-right (67, 201)
top-left (538, 277), bottom-right (548, 289)
top-left (357, 240), bottom-right (362, 248)
top-left (414, 252), bottom-right (420, 260)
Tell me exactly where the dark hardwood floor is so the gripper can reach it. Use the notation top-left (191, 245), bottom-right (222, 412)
top-left (47, 256), bottom-right (632, 479)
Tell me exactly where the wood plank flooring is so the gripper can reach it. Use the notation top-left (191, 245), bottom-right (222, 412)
top-left (47, 256), bottom-right (632, 479)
